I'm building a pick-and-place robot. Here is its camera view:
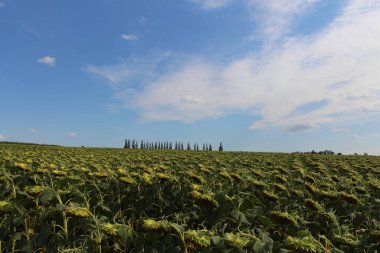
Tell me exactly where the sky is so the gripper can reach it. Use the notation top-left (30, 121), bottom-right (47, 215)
top-left (1, 0), bottom-right (380, 154)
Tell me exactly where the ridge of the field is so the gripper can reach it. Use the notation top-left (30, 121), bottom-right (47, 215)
top-left (0, 143), bottom-right (379, 252)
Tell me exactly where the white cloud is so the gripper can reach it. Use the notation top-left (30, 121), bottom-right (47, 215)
top-left (0, 134), bottom-right (5, 140)
top-left (68, 132), bottom-right (77, 137)
top-left (189, 0), bottom-right (234, 9)
top-left (129, 0), bottom-right (380, 130)
top-left (121, 34), bottom-right (139, 41)
top-left (37, 56), bottom-right (56, 66)
top-left (0, 3), bottom-right (5, 8)
top-left (247, 0), bottom-right (320, 41)
top-left (28, 128), bottom-right (38, 132)
top-left (332, 128), bottom-right (351, 133)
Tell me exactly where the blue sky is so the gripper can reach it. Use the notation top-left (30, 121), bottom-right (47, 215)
top-left (1, 0), bottom-right (380, 154)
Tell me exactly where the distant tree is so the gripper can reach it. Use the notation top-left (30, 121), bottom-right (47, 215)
top-left (140, 140), bottom-right (144, 149)
top-left (180, 142), bottom-right (184, 150)
top-left (124, 139), bottom-right (128, 149)
top-left (169, 142), bottom-right (173, 150)
top-left (202, 143), bottom-right (206, 151)
top-left (209, 144), bottom-right (212, 151)
top-left (187, 142), bottom-right (191, 151)
top-left (219, 142), bottom-right (223, 152)
top-left (364, 152), bottom-right (368, 156)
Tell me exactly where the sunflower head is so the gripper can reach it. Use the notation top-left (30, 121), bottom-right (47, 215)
top-left (285, 236), bottom-right (324, 253)
top-left (119, 176), bottom-right (137, 185)
top-left (270, 211), bottom-right (297, 225)
top-left (191, 191), bottom-right (219, 208)
top-left (65, 206), bottom-right (91, 218)
top-left (25, 185), bottom-right (49, 195)
top-left (338, 192), bottom-right (360, 204)
top-left (0, 201), bottom-right (13, 212)
top-left (101, 223), bottom-right (118, 236)
top-left (185, 230), bottom-right (211, 248)
top-left (262, 190), bottom-right (279, 202)
top-left (142, 219), bottom-right (171, 232)
top-left (304, 199), bottom-right (323, 212)
top-left (224, 233), bottom-right (250, 248)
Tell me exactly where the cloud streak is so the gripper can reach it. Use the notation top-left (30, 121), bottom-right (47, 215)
top-left (68, 132), bottom-right (77, 137)
top-left (189, 0), bottom-right (234, 9)
top-left (121, 34), bottom-right (139, 41)
top-left (37, 56), bottom-right (56, 66)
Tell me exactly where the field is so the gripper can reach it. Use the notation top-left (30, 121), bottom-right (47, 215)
top-left (0, 143), bottom-right (379, 252)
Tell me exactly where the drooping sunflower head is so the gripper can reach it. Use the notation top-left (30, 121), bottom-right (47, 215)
top-left (262, 190), bottom-right (279, 202)
top-left (270, 211), bottom-right (297, 225)
top-left (188, 173), bottom-right (207, 184)
top-left (185, 230), bottom-right (211, 248)
top-left (191, 191), bottom-right (219, 208)
top-left (142, 219), bottom-right (171, 232)
top-left (338, 192), bottom-right (360, 204)
top-left (88, 171), bottom-right (108, 178)
top-left (119, 176), bottom-right (137, 185)
top-left (285, 236), bottom-right (324, 253)
top-left (304, 199), bottom-right (323, 212)
top-left (273, 183), bottom-right (286, 192)
top-left (25, 185), bottom-right (49, 195)
top-left (65, 206), bottom-right (91, 218)
top-left (101, 223), bottom-right (118, 236)
top-left (155, 172), bottom-right (173, 181)
top-left (224, 233), bottom-right (250, 248)
top-left (0, 201), bottom-right (13, 212)
top-left (141, 173), bottom-right (154, 185)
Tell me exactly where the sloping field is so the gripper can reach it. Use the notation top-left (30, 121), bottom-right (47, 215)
top-left (0, 144), bottom-right (379, 252)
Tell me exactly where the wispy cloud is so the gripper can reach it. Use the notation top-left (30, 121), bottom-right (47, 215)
top-left (0, 3), bottom-right (5, 8)
top-left (68, 132), bottom-right (77, 137)
top-left (189, 0), bottom-right (234, 9)
top-left (85, 51), bottom-right (174, 91)
top-left (247, 0), bottom-right (320, 41)
top-left (28, 128), bottom-right (38, 132)
top-left (121, 34), bottom-right (139, 41)
top-left (37, 56), bottom-right (56, 66)
top-left (85, 64), bottom-right (130, 85)
top-left (89, 1), bottom-right (380, 132)
top-left (332, 128), bottom-right (351, 133)
top-left (0, 134), bottom-right (5, 140)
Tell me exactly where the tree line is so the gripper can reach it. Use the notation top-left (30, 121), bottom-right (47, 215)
top-left (124, 139), bottom-right (224, 151)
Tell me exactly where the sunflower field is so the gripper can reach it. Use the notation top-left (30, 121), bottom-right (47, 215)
top-left (0, 143), bottom-right (379, 252)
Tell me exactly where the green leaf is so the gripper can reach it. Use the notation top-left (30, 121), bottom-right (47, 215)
top-left (39, 190), bottom-right (56, 205)
top-left (211, 235), bottom-right (222, 246)
top-left (231, 210), bottom-right (249, 224)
